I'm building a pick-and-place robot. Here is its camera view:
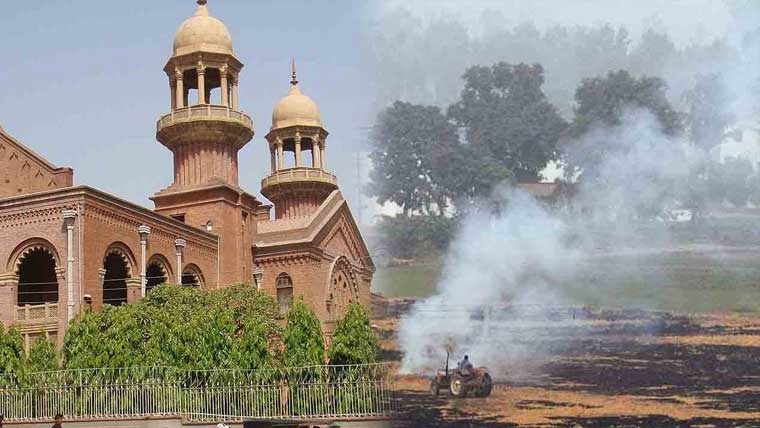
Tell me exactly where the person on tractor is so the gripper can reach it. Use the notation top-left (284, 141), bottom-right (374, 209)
top-left (458, 354), bottom-right (474, 376)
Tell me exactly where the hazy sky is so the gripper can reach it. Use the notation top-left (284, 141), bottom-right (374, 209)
top-left (0, 1), bottom-right (742, 224)
top-left (0, 1), bottom-right (373, 216)
top-left (373, 0), bottom-right (733, 46)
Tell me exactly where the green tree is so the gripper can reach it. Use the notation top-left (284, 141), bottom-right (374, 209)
top-left (26, 332), bottom-right (59, 373)
top-left (368, 102), bottom-right (464, 216)
top-left (283, 298), bottom-right (324, 367)
top-left (375, 214), bottom-right (458, 260)
top-left (572, 70), bottom-right (682, 137)
top-left (0, 325), bottom-right (24, 377)
top-left (567, 70), bottom-right (683, 180)
top-left (628, 29), bottom-right (677, 78)
top-left (448, 62), bottom-right (568, 182)
top-left (685, 73), bottom-right (736, 152)
top-left (328, 304), bottom-right (379, 365)
top-left (63, 284), bottom-right (281, 370)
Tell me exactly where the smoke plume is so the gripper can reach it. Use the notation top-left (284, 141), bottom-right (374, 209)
top-left (398, 110), bottom-right (700, 376)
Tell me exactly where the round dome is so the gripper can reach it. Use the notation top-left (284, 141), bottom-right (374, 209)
top-left (272, 85), bottom-right (322, 129)
top-left (173, 3), bottom-right (232, 56)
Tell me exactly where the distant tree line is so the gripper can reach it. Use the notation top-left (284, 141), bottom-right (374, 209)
top-left (0, 284), bottom-right (379, 377)
top-left (368, 58), bottom-right (751, 260)
top-left (371, 12), bottom-right (758, 116)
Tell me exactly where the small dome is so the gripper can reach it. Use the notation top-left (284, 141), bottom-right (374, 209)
top-left (173, 1), bottom-right (232, 56)
top-left (272, 84), bottom-right (322, 129)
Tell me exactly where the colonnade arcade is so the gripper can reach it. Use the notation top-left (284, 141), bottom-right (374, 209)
top-left (6, 213), bottom-right (207, 327)
top-left (167, 56), bottom-right (242, 111)
top-left (268, 129), bottom-right (327, 173)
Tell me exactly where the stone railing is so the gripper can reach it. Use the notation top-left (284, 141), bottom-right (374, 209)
top-left (261, 167), bottom-right (338, 188)
top-left (14, 303), bottom-right (58, 323)
top-left (156, 105), bottom-right (253, 133)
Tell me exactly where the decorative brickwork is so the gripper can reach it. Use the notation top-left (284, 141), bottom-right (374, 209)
top-left (0, 2), bottom-right (374, 343)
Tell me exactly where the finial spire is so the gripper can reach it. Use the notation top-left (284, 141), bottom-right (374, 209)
top-left (290, 57), bottom-right (298, 86)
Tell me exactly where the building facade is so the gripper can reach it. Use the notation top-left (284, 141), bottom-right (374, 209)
top-left (0, 0), bottom-right (373, 348)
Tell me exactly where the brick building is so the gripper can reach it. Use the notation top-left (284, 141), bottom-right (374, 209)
top-left (0, 0), bottom-right (373, 348)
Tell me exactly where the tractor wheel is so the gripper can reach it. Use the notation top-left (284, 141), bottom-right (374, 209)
top-left (430, 378), bottom-right (440, 396)
top-left (479, 373), bottom-right (493, 397)
top-left (449, 374), bottom-right (465, 397)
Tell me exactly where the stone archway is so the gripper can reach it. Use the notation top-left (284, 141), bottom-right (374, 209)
top-left (16, 247), bottom-right (59, 306)
top-left (181, 264), bottom-right (204, 288)
top-left (326, 256), bottom-right (359, 321)
top-left (146, 254), bottom-right (172, 293)
top-left (102, 244), bottom-right (135, 306)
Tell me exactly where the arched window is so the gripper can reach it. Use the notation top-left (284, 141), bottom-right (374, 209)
top-left (103, 252), bottom-right (130, 306)
top-left (327, 257), bottom-right (359, 321)
top-left (146, 262), bottom-right (168, 293)
top-left (181, 264), bottom-right (203, 288)
top-left (276, 273), bottom-right (293, 316)
top-left (17, 247), bottom-right (58, 306)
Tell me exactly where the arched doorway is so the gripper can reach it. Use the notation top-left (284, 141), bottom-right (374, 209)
top-left (103, 252), bottom-right (130, 306)
top-left (181, 264), bottom-right (203, 288)
top-left (17, 247), bottom-right (58, 306)
top-left (326, 257), bottom-right (359, 321)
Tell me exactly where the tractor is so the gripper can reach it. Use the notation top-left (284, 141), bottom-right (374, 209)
top-left (429, 349), bottom-right (493, 397)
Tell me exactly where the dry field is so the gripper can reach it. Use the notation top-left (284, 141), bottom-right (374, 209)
top-left (379, 307), bottom-right (760, 427)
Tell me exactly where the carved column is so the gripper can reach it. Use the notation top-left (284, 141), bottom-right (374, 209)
top-left (276, 138), bottom-right (284, 170)
top-left (294, 134), bottom-right (302, 167)
top-left (231, 76), bottom-right (239, 110)
top-left (197, 63), bottom-right (206, 105)
top-left (220, 66), bottom-right (229, 107)
top-left (126, 278), bottom-right (142, 304)
top-left (97, 268), bottom-right (106, 307)
top-left (175, 70), bottom-right (184, 109)
top-left (0, 273), bottom-right (19, 325)
top-left (170, 78), bottom-right (177, 110)
top-left (175, 238), bottom-right (187, 284)
top-left (253, 265), bottom-right (264, 290)
top-left (320, 141), bottom-right (326, 170)
top-left (138, 225), bottom-right (151, 298)
top-left (270, 146), bottom-right (276, 173)
top-left (63, 209), bottom-right (77, 322)
top-left (313, 136), bottom-right (321, 169)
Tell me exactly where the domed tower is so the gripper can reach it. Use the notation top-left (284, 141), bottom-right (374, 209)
top-left (152, 0), bottom-right (263, 287)
top-left (262, 61), bottom-right (338, 219)
top-left (153, 0), bottom-right (252, 190)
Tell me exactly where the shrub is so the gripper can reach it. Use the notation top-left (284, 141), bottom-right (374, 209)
top-left (283, 298), bottom-right (325, 367)
top-left (26, 332), bottom-right (59, 372)
top-left (328, 303), bottom-right (379, 365)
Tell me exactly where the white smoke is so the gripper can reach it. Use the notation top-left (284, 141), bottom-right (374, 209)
top-left (398, 110), bottom-right (701, 376)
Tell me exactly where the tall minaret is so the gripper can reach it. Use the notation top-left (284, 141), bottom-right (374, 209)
top-left (152, 1), bottom-right (259, 287)
top-left (153, 0), bottom-right (252, 192)
top-left (262, 61), bottom-right (337, 219)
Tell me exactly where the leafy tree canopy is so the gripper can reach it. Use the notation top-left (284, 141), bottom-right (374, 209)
top-left (448, 62), bottom-right (568, 182)
top-left (685, 73), bottom-right (736, 151)
top-left (283, 298), bottom-right (325, 367)
top-left (328, 303), bottom-right (379, 365)
top-left (567, 70), bottom-right (683, 181)
top-left (25, 332), bottom-right (59, 373)
top-left (368, 101), bottom-right (467, 216)
top-left (0, 325), bottom-right (24, 377)
top-left (63, 284), bottom-right (281, 370)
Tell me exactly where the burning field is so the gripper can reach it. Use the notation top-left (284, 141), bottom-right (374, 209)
top-left (378, 304), bottom-right (760, 427)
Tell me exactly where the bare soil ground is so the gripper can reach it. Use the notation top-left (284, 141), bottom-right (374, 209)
top-left (377, 308), bottom-right (760, 427)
